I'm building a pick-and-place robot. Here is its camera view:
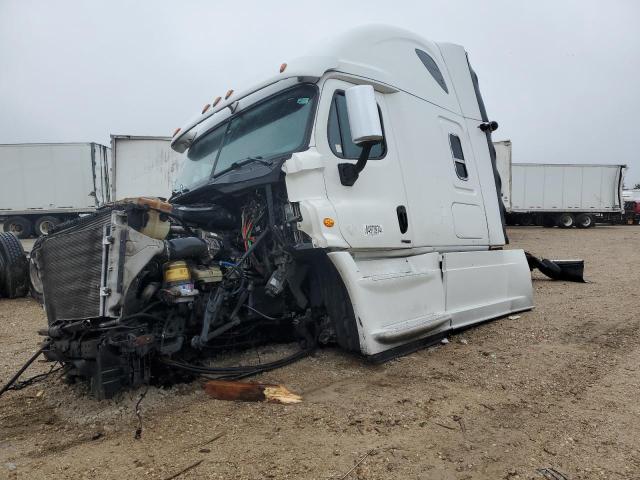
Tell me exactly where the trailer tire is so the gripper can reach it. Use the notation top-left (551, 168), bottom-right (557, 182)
top-left (575, 214), bottom-right (594, 229)
top-left (0, 232), bottom-right (29, 298)
top-left (557, 213), bottom-right (574, 229)
top-left (542, 215), bottom-right (556, 228)
top-left (518, 214), bottom-right (534, 226)
top-left (3, 216), bottom-right (32, 239)
top-left (34, 216), bottom-right (60, 236)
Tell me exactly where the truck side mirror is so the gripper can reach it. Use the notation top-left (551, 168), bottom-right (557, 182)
top-left (338, 85), bottom-right (383, 186)
top-left (345, 85), bottom-right (383, 144)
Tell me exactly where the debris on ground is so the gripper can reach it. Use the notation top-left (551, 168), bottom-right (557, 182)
top-left (440, 338), bottom-right (449, 345)
top-left (508, 315), bottom-right (521, 320)
top-left (537, 467), bottom-right (569, 479)
top-left (203, 379), bottom-right (302, 404)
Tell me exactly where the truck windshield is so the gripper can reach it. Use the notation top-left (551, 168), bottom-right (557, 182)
top-left (176, 84), bottom-right (318, 190)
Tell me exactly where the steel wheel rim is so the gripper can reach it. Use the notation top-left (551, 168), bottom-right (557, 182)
top-left (9, 223), bottom-right (23, 234)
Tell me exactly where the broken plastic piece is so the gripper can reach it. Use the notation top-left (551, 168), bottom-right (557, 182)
top-left (203, 380), bottom-right (302, 404)
top-left (525, 252), bottom-right (585, 283)
top-left (536, 467), bottom-right (569, 480)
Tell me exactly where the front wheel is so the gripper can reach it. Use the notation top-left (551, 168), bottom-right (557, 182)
top-left (575, 214), bottom-right (594, 229)
top-left (557, 213), bottom-right (574, 229)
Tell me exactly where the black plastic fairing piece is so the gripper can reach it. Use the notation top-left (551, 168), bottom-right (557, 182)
top-left (338, 143), bottom-right (373, 186)
top-left (466, 54), bottom-right (508, 244)
top-left (171, 203), bottom-right (237, 230)
top-left (525, 252), bottom-right (585, 283)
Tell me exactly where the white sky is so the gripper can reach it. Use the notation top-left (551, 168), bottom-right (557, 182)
top-left (1, 0), bottom-right (639, 185)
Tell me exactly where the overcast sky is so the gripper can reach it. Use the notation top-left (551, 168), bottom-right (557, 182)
top-left (1, 0), bottom-right (639, 185)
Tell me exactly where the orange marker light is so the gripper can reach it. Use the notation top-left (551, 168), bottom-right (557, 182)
top-left (201, 103), bottom-right (211, 114)
top-left (323, 217), bottom-right (335, 228)
top-left (279, 63), bottom-right (287, 73)
top-left (212, 96), bottom-right (222, 107)
top-left (172, 127), bottom-right (181, 137)
top-left (225, 89), bottom-right (234, 99)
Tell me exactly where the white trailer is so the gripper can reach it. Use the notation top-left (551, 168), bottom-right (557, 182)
top-left (110, 135), bottom-right (183, 200)
top-left (0, 143), bottom-right (110, 237)
top-left (494, 140), bottom-right (624, 228)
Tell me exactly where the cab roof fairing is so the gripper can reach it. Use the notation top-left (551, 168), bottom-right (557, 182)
top-left (171, 24), bottom-right (483, 153)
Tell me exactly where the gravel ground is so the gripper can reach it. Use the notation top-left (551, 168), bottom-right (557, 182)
top-left (1, 226), bottom-right (639, 480)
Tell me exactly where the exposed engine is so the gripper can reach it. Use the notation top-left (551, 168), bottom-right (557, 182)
top-left (32, 188), bottom-right (357, 398)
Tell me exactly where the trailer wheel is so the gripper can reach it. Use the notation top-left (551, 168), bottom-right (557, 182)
top-left (34, 216), bottom-right (60, 236)
top-left (3, 216), bottom-right (32, 239)
top-left (575, 214), bottom-right (594, 229)
top-left (0, 232), bottom-right (29, 298)
top-left (517, 214), bottom-right (534, 226)
top-left (557, 213), bottom-right (574, 229)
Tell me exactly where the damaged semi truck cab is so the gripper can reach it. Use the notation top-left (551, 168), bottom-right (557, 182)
top-left (35, 26), bottom-right (533, 398)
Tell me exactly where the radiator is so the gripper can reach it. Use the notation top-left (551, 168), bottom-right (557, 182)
top-left (40, 209), bottom-right (112, 323)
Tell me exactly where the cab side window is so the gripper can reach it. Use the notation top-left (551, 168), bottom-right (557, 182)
top-left (449, 134), bottom-right (469, 180)
top-left (328, 91), bottom-right (386, 159)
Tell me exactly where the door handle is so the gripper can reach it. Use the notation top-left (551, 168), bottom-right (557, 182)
top-left (396, 205), bottom-right (409, 234)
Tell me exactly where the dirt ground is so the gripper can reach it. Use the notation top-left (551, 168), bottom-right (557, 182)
top-left (1, 226), bottom-right (639, 480)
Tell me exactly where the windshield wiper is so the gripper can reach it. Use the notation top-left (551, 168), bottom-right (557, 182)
top-left (213, 156), bottom-right (273, 178)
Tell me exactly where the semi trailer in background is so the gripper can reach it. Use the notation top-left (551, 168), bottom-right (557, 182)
top-left (0, 143), bottom-right (110, 237)
top-left (110, 135), bottom-right (183, 201)
top-left (494, 140), bottom-right (625, 228)
top-left (0, 137), bottom-right (185, 238)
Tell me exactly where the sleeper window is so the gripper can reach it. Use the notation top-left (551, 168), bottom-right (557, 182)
top-left (327, 91), bottom-right (385, 159)
top-left (449, 134), bottom-right (469, 180)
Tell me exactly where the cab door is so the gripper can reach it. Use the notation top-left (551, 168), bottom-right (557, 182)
top-left (316, 79), bottom-right (411, 249)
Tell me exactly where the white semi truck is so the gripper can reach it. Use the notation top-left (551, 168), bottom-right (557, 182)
top-left (33, 25), bottom-right (541, 398)
top-left (0, 143), bottom-right (110, 237)
top-left (494, 140), bottom-right (625, 228)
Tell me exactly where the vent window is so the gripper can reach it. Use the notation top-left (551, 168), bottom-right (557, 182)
top-left (327, 91), bottom-right (386, 160)
top-left (415, 49), bottom-right (448, 93)
top-left (449, 134), bottom-right (468, 180)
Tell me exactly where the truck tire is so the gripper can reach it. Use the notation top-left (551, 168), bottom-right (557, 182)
top-left (28, 236), bottom-right (45, 303)
top-left (519, 214), bottom-right (534, 226)
top-left (0, 232), bottom-right (29, 298)
top-left (542, 215), bottom-right (556, 228)
top-left (575, 213), bottom-right (594, 229)
top-left (3, 216), bottom-right (33, 239)
top-left (34, 216), bottom-right (60, 236)
top-left (557, 213), bottom-right (574, 229)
